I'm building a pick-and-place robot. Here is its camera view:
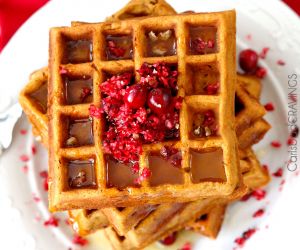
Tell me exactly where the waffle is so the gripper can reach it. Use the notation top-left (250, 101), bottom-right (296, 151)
top-left (235, 76), bottom-right (266, 136)
top-left (187, 148), bottom-right (270, 238)
top-left (19, 67), bottom-right (268, 234)
top-left (104, 183), bottom-right (247, 250)
top-left (18, 67), bottom-right (48, 147)
top-left (108, 0), bottom-right (176, 21)
top-left (47, 11), bottom-right (238, 211)
top-left (238, 119), bottom-right (271, 149)
top-left (186, 205), bottom-right (227, 239)
top-left (237, 74), bottom-right (262, 99)
top-left (68, 209), bottom-right (109, 236)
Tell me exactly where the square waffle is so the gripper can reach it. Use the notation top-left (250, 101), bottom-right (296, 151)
top-left (47, 11), bottom-right (239, 211)
top-left (19, 68), bottom-right (269, 235)
top-left (187, 148), bottom-right (270, 239)
top-left (103, 148), bottom-right (269, 250)
top-left (186, 205), bottom-right (227, 239)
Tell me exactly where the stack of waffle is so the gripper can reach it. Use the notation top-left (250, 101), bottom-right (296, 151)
top-left (19, 0), bottom-right (271, 249)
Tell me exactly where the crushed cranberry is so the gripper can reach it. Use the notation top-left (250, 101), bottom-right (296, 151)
top-left (252, 189), bottom-right (266, 200)
top-left (160, 146), bottom-right (178, 159)
top-left (264, 102), bottom-right (274, 111)
top-left (80, 87), bottom-right (92, 102)
top-left (192, 38), bottom-right (215, 54)
top-left (259, 47), bottom-right (270, 59)
top-left (239, 49), bottom-right (258, 73)
top-left (124, 84), bottom-right (148, 109)
top-left (277, 59), bottom-right (285, 66)
top-left (20, 154), bottom-right (29, 162)
top-left (89, 104), bottom-right (102, 118)
top-left (72, 235), bottom-right (88, 246)
top-left (44, 216), bottom-right (60, 227)
top-left (91, 63), bottom-right (181, 177)
top-left (279, 179), bottom-right (285, 191)
top-left (234, 228), bottom-right (256, 247)
top-left (40, 170), bottom-right (48, 178)
top-left (287, 137), bottom-right (295, 145)
top-left (273, 168), bottom-right (283, 177)
top-left (291, 126), bottom-right (299, 138)
top-left (246, 34), bottom-right (252, 41)
top-left (33, 193), bottom-right (41, 203)
top-left (255, 67), bottom-right (267, 79)
top-left (22, 165), bottom-right (29, 173)
top-left (40, 171), bottom-right (49, 191)
top-left (59, 66), bottom-right (68, 75)
top-left (180, 242), bottom-right (192, 250)
top-left (159, 232), bottom-right (177, 245)
top-left (271, 141), bottom-right (281, 148)
top-left (20, 129), bottom-right (27, 135)
top-left (253, 208), bottom-right (265, 218)
top-left (241, 189), bottom-right (266, 201)
top-left (134, 168), bottom-right (152, 184)
top-left (171, 154), bottom-right (182, 168)
top-left (205, 82), bottom-right (220, 95)
top-left (31, 145), bottom-right (37, 155)
top-left (107, 40), bottom-right (126, 58)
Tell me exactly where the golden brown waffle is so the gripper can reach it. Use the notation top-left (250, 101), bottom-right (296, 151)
top-left (238, 119), bottom-right (271, 150)
top-left (18, 67), bottom-right (48, 147)
top-left (47, 11), bottom-right (238, 211)
top-left (237, 74), bottom-right (262, 99)
top-left (235, 76), bottom-right (266, 136)
top-left (187, 148), bottom-right (270, 238)
top-left (186, 205), bottom-right (227, 239)
top-left (107, 0), bottom-right (176, 21)
top-left (68, 209), bottom-right (109, 236)
top-left (104, 184), bottom-right (247, 250)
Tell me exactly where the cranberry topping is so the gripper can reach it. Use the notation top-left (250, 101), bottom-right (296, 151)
top-left (255, 67), bottom-right (267, 79)
top-left (259, 47), bottom-right (270, 59)
top-left (159, 232), bottom-right (177, 246)
top-left (277, 59), bottom-right (285, 66)
top-left (147, 88), bottom-right (172, 115)
top-left (72, 235), bottom-right (88, 246)
top-left (271, 141), bottom-right (281, 148)
top-left (253, 208), bottom-right (265, 218)
top-left (91, 63), bottom-right (181, 178)
top-left (205, 82), bottom-right (220, 95)
top-left (180, 242), bottom-right (192, 250)
top-left (124, 84), bottom-right (148, 109)
top-left (107, 40), bottom-right (126, 58)
top-left (273, 168), bottom-right (283, 177)
top-left (264, 102), bottom-right (274, 111)
top-left (234, 228), bottom-right (256, 247)
top-left (44, 216), bottom-right (60, 227)
top-left (239, 49), bottom-right (258, 73)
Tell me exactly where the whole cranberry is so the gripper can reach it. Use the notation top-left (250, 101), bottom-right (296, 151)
top-left (239, 49), bottom-right (258, 73)
top-left (159, 232), bottom-right (177, 246)
top-left (124, 84), bottom-right (148, 109)
top-left (147, 88), bottom-right (172, 115)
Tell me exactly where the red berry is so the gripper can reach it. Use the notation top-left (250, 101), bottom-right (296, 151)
top-left (147, 88), bottom-right (172, 115)
top-left (256, 67), bottom-right (267, 79)
top-left (124, 84), bottom-right (148, 109)
top-left (264, 102), bottom-right (274, 111)
top-left (239, 49), bottom-right (258, 73)
top-left (271, 141), bottom-right (281, 148)
top-left (160, 232), bottom-right (177, 246)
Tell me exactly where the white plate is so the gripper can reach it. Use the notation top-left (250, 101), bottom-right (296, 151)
top-left (0, 0), bottom-right (300, 249)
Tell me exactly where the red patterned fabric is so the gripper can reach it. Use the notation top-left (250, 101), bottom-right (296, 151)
top-left (0, 0), bottom-right (298, 52)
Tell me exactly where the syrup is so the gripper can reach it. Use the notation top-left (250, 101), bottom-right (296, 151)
top-left (65, 40), bottom-right (93, 64)
top-left (66, 118), bottom-right (94, 147)
top-left (68, 159), bottom-right (96, 188)
top-left (190, 148), bottom-right (226, 183)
